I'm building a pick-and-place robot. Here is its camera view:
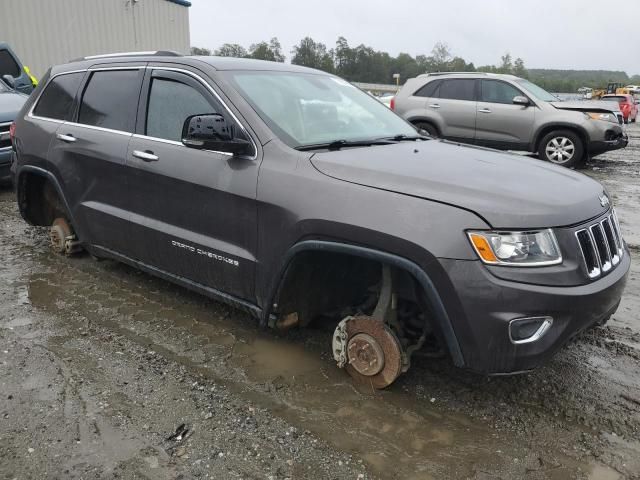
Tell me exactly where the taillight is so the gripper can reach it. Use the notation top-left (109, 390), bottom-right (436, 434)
top-left (9, 122), bottom-right (16, 143)
top-left (390, 97), bottom-right (395, 110)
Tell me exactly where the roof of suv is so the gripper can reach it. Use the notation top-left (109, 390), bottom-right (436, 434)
top-left (53, 51), bottom-right (321, 75)
top-left (417, 72), bottom-right (522, 80)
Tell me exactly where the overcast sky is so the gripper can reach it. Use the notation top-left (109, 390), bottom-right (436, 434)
top-left (189, 0), bottom-right (639, 75)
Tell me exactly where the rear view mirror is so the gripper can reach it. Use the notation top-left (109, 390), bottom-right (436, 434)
top-left (513, 96), bottom-right (530, 106)
top-left (182, 113), bottom-right (253, 156)
top-left (2, 74), bottom-right (15, 89)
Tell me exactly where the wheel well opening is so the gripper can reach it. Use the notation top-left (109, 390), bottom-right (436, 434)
top-left (18, 173), bottom-right (66, 226)
top-left (535, 126), bottom-right (586, 152)
top-left (411, 119), bottom-right (439, 135)
top-left (273, 250), bottom-right (445, 357)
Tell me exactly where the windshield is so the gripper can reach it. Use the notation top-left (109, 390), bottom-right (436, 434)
top-left (515, 79), bottom-right (558, 102)
top-left (223, 71), bottom-right (416, 148)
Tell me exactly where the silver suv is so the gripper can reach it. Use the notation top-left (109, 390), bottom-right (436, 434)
top-left (393, 72), bottom-right (628, 168)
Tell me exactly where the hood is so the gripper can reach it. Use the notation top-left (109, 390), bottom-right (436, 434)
top-left (550, 99), bottom-right (620, 113)
top-left (0, 91), bottom-right (28, 123)
top-left (310, 140), bottom-right (608, 228)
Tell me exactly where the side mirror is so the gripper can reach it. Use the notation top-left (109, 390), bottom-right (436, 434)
top-left (181, 113), bottom-right (253, 156)
top-left (2, 74), bottom-right (15, 89)
top-left (513, 95), bottom-right (530, 106)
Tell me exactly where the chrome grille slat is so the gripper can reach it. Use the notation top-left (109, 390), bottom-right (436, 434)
top-left (575, 209), bottom-right (624, 280)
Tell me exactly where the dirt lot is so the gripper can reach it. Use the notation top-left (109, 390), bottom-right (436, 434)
top-left (1, 126), bottom-right (639, 480)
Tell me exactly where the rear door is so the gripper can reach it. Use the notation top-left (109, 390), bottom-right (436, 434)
top-left (431, 78), bottom-right (477, 141)
top-left (124, 66), bottom-right (259, 301)
top-left (47, 65), bottom-right (145, 254)
top-left (475, 79), bottom-right (535, 150)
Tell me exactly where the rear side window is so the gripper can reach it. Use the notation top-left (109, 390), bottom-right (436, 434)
top-left (480, 80), bottom-right (523, 104)
top-left (0, 49), bottom-right (20, 77)
top-left (414, 80), bottom-right (441, 98)
top-left (33, 73), bottom-right (84, 120)
top-left (438, 79), bottom-right (476, 101)
top-left (78, 70), bottom-right (140, 132)
top-left (146, 77), bottom-right (217, 142)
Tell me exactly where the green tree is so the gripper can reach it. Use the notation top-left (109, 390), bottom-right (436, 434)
top-left (249, 37), bottom-right (285, 62)
top-left (291, 37), bottom-right (334, 72)
top-left (499, 53), bottom-right (513, 74)
top-left (513, 57), bottom-right (527, 78)
top-left (429, 42), bottom-right (452, 72)
top-left (214, 43), bottom-right (247, 58)
top-left (190, 46), bottom-right (211, 56)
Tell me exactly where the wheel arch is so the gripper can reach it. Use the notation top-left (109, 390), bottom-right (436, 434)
top-left (407, 116), bottom-right (441, 135)
top-left (533, 123), bottom-right (590, 153)
top-left (16, 165), bottom-right (77, 228)
top-left (262, 240), bottom-right (465, 368)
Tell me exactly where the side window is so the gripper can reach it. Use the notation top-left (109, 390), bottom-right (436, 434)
top-left (438, 79), bottom-right (476, 101)
top-left (78, 70), bottom-right (140, 132)
top-left (146, 77), bottom-right (217, 142)
top-left (414, 80), bottom-right (441, 98)
top-left (0, 49), bottom-right (20, 77)
top-left (480, 80), bottom-right (523, 104)
top-left (33, 73), bottom-right (84, 120)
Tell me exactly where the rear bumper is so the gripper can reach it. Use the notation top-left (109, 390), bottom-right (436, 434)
top-left (440, 250), bottom-right (629, 374)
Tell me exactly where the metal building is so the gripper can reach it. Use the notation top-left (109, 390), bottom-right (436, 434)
top-left (0, 0), bottom-right (191, 78)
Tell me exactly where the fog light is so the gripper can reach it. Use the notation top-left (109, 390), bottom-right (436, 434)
top-left (509, 317), bottom-right (553, 344)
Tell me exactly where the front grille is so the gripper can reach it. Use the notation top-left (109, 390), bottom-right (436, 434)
top-left (0, 122), bottom-right (11, 149)
top-left (575, 211), bottom-right (624, 280)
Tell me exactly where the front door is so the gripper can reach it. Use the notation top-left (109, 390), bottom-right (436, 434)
top-left (124, 66), bottom-right (259, 301)
top-left (474, 79), bottom-right (536, 150)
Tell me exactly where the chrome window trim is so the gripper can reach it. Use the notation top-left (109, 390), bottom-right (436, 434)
top-left (27, 69), bottom-right (87, 121)
top-left (63, 122), bottom-right (133, 137)
top-left (131, 133), bottom-right (233, 157)
top-left (146, 66), bottom-right (258, 160)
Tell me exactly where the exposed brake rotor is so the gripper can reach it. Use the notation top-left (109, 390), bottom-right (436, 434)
top-left (49, 218), bottom-right (81, 255)
top-left (333, 315), bottom-right (403, 389)
top-left (49, 218), bottom-right (72, 254)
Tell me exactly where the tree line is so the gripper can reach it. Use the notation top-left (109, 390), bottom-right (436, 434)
top-left (191, 37), bottom-right (640, 93)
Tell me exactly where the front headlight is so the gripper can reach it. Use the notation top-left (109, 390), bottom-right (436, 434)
top-left (467, 229), bottom-right (562, 266)
top-left (585, 112), bottom-right (618, 124)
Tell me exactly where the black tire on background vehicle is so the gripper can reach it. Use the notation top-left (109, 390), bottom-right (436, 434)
top-left (538, 130), bottom-right (585, 168)
top-left (414, 122), bottom-right (440, 138)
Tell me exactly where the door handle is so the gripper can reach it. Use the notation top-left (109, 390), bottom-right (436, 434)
top-left (56, 133), bottom-right (76, 143)
top-left (478, 108), bottom-right (492, 114)
top-left (132, 150), bottom-right (159, 162)
top-left (428, 104), bottom-right (441, 109)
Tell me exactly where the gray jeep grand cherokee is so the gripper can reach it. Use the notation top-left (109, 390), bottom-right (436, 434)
top-left (10, 53), bottom-right (629, 388)
top-left (393, 72), bottom-right (629, 168)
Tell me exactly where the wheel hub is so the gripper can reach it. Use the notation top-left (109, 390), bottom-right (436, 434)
top-left (347, 333), bottom-right (385, 376)
top-left (545, 137), bottom-right (575, 163)
top-left (49, 218), bottom-right (72, 253)
top-left (333, 316), bottom-right (404, 389)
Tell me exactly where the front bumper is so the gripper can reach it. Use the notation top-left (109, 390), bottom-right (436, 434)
top-left (0, 148), bottom-right (12, 182)
top-left (588, 130), bottom-right (628, 156)
top-left (440, 249), bottom-right (629, 374)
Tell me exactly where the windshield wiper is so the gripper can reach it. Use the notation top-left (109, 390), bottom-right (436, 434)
top-left (294, 139), bottom-right (393, 151)
top-left (381, 134), bottom-right (429, 142)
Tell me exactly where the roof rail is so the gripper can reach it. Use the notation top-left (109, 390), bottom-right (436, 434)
top-left (418, 71), bottom-right (489, 77)
top-left (72, 51), bottom-right (183, 62)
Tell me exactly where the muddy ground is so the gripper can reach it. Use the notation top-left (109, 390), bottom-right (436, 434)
top-left (1, 125), bottom-right (639, 480)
